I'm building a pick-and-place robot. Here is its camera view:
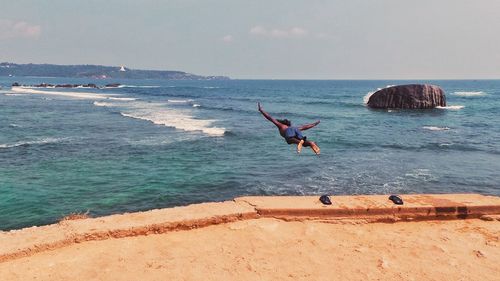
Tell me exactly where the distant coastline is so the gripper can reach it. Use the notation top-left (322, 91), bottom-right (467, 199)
top-left (0, 62), bottom-right (230, 80)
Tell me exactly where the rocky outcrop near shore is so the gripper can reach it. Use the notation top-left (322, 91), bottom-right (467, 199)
top-left (11, 82), bottom-right (120, 89)
top-left (367, 84), bottom-right (446, 109)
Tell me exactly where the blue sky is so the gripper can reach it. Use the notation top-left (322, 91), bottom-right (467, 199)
top-left (1, 0), bottom-right (499, 79)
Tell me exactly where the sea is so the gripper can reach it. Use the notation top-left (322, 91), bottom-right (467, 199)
top-left (1, 78), bottom-right (499, 230)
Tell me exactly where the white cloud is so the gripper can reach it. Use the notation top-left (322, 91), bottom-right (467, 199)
top-left (222, 35), bottom-right (233, 42)
top-left (270, 29), bottom-right (288, 38)
top-left (249, 26), bottom-right (308, 39)
top-left (290, 27), bottom-right (307, 36)
top-left (0, 19), bottom-right (41, 39)
top-left (249, 26), bottom-right (267, 35)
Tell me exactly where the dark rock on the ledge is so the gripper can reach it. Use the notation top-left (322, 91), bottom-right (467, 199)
top-left (367, 84), bottom-right (446, 109)
top-left (12, 82), bottom-right (20, 87)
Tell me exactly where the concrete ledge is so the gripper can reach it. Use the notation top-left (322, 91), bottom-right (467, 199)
top-left (0, 201), bottom-right (257, 263)
top-left (235, 194), bottom-right (500, 221)
top-left (1, 193), bottom-right (499, 263)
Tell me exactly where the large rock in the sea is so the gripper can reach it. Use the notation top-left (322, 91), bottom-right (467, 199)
top-left (367, 84), bottom-right (446, 109)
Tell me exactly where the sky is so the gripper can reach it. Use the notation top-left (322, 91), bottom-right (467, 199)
top-left (1, 0), bottom-right (500, 79)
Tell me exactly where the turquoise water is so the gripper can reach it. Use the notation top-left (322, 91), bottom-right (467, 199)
top-left (1, 78), bottom-right (499, 230)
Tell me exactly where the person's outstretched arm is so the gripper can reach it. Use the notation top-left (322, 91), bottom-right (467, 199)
top-left (299, 120), bottom-right (320, 131)
top-left (258, 102), bottom-right (282, 128)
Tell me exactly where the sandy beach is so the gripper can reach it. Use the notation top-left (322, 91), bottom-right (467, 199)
top-left (1, 194), bottom-right (499, 280)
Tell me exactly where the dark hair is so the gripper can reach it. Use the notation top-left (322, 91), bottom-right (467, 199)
top-left (277, 119), bottom-right (291, 126)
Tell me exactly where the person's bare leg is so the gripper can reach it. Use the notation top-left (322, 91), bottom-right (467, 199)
top-left (310, 142), bottom-right (320, 155)
top-left (286, 137), bottom-right (304, 153)
top-left (297, 139), bottom-right (304, 153)
top-left (303, 140), bottom-right (320, 155)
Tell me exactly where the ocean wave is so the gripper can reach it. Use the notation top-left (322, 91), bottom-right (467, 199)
top-left (167, 99), bottom-right (194, 103)
top-left (10, 86), bottom-right (138, 102)
top-left (404, 169), bottom-right (436, 181)
top-left (301, 99), bottom-right (338, 106)
top-left (123, 134), bottom-right (199, 146)
top-left (158, 85), bottom-right (221, 89)
top-left (436, 105), bottom-right (465, 110)
top-left (0, 137), bottom-right (67, 149)
top-left (107, 97), bottom-right (137, 101)
top-left (93, 101), bottom-right (117, 107)
top-left (104, 85), bottom-right (160, 89)
top-left (195, 104), bottom-right (239, 112)
top-left (332, 139), bottom-right (484, 153)
top-left (452, 91), bottom-right (486, 97)
top-left (119, 101), bottom-right (225, 136)
top-left (92, 98), bottom-right (224, 136)
top-left (438, 143), bottom-right (453, 147)
top-left (273, 110), bottom-right (335, 120)
top-left (381, 142), bottom-right (483, 152)
top-left (11, 87), bottom-right (113, 100)
top-left (422, 126), bottom-right (450, 131)
top-left (13, 85), bottom-right (56, 89)
top-left (192, 104), bottom-right (201, 108)
top-left (363, 91), bottom-right (374, 105)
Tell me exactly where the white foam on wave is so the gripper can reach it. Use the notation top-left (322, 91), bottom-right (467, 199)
top-left (119, 101), bottom-right (225, 136)
top-left (404, 168), bottom-right (435, 181)
top-left (422, 126), bottom-right (450, 131)
top-left (167, 99), bottom-right (194, 103)
top-left (15, 85), bottom-right (56, 89)
top-left (9, 87), bottom-right (223, 137)
top-left (11, 87), bottom-right (137, 102)
top-left (439, 143), bottom-right (453, 147)
top-left (363, 91), bottom-right (374, 105)
top-left (0, 137), bottom-right (67, 149)
top-left (104, 85), bottom-right (160, 89)
top-left (121, 85), bottom-right (160, 88)
top-left (192, 104), bottom-right (201, 108)
top-left (452, 91), bottom-right (486, 97)
top-left (107, 97), bottom-right (137, 101)
top-left (124, 134), bottom-right (199, 147)
top-left (93, 101), bottom-right (117, 107)
top-left (11, 87), bottom-right (112, 100)
top-left (436, 105), bottom-right (465, 110)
